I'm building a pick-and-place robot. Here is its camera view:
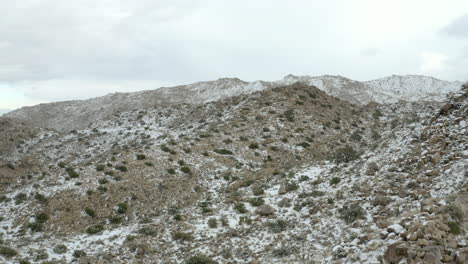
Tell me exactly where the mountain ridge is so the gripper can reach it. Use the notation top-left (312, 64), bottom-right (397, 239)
top-left (4, 74), bottom-right (464, 132)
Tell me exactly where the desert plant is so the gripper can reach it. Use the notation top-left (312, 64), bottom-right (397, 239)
top-left (53, 244), bottom-right (68, 254)
top-left (86, 224), bottom-right (105, 234)
top-left (186, 255), bottom-right (217, 264)
top-left (208, 218), bottom-right (218, 228)
top-left (84, 207), bottom-right (96, 217)
top-left (338, 204), bottom-right (364, 224)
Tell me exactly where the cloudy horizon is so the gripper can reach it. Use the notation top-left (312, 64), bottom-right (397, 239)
top-left (1, 0), bottom-right (468, 112)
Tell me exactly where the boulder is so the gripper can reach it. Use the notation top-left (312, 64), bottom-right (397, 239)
top-left (384, 242), bottom-right (408, 264)
top-left (255, 204), bottom-right (275, 216)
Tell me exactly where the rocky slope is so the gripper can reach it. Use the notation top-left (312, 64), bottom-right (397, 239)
top-left (0, 81), bottom-right (466, 264)
top-left (4, 75), bottom-right (463, 132)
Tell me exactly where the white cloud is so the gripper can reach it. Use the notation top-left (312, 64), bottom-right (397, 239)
top-left (420, 51), bottom-right (448, 73)
top-left (1, 0), bottom-right (468, 109)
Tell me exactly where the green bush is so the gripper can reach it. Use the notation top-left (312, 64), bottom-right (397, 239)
top-left (72, 250), bottom-right (87, 258)
top-left (98, 178), bottom-right (109, 184)
top-left (249, 197), bottom-right (265, 207)
top-left (86, 224), bottom-right (105, 234)
top-left (234, 202), bottom-right (247, 213)
top-left (0, 246), bottom-right (18, 258)
top-left (208, 218), bottom-right (218, 228)
top-left (144, 162), bottom-right (154, 167)
top-left (267, 219), bottom-right (288, 233)
top-left (214, 149), bottom-right (233, 155)
top-left (53, 244), bottom-right (68, 254)
top-left (173, 231), bottom-right (193, 241)
top-left (84, 207), bottom-right (96, 217)
top-left (14, 193), bottom-right (27, 204)
top-left (109, 216), bottom-right (123, 224)
top-left (35, 212), bottom-right (49, 223)
top-left (186, 255), bottom-right (217, 264)
top-left (167, 168), bottom-right (176, 174)
top-left (333, 145), bottom-right (360, 163)
top-left (138, 226), bottom-right (158, 237)
top-left (338, 204), bottom-right (364, 224)
top-left (34, 193), bottom-right (48, 204)
top-left (117, 203), bottom-right (128, 214)
top-left (330, 177), bottom-right (341, 185)
top-left (448, 221), bottom-right (461, 235)
top-left (96, 164), bottom-right (105, 171)
top-left (136, 154), bottom-right (146, 160)
top-left (115, 165), bottom-right (128, 172)
top-left (252, 185), bottom-right (264, 196)
top-left (181, 167), bottom-right (191, 174)
top-left (66, 167), bottom-right (79, 178)
top-left (248, 143), bottom-right (259, 149)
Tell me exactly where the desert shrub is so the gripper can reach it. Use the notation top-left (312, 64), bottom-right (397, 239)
top-left (181, 167), bottom-right (191, 174)
top-left (96, 164), bottom-right (105, 171)
top-left (53, 244), bottom-right (67, 254)
top-left (84, 207), bottom-right (96, 217)
top-left (97, 186), bottom-right (108, 193)
top-left (350, 131), bottom-right (362, 142)
top-left (72, 250), bottom-right (87, 258)
top-left (58, 162), bottom-right (66, 168)
top-left (167, 168), bottom-right (176, 174)
top-left (160, 145), bottom-right (171, 152)
top-left (297, 142), bottom-right (310, 148)
top-left (330, 177), bottom-right (341, 185)
top-left (115, 165), bottom-right (128, 172)
top-left (278, 198), bottom-right (292, 208)
top-left (333, 145), bottom-right (359, 163)
top-left (35, 249), bottom-right (48, 260)
top-left (448, 221), bottom-right (461, 235)
top-left (109, 216), bottom-right (123, 224)
top-left (248, 197), bottom-right (265, 207)
top-left (234, 202), bottom-right (247, 213)
top-left (98, 178), bottom-right (109, 184)
top-left (15, 193), bottom-right (27, 204)
top-left (19, 260), bottom-right (31, 264)
top-left (283, 109), bottom-right (295, 122)
top-left (252, 185), bottom-right (264, 196)
top-left (214, 149), bottom-right (233, 155)
top-left (136, 154), bottom-right (146, 160)
top-left (35, 212), bottom-right (49, 223)
top-left (104, 170), bottom-right (114, 176)
top-left (249, 143), bottom-right (259, 149)
top-left (66, 167), bottom-right (79, 178)
top-left (144, 161), bottom-right (154, 167)
top-left (0, 246), bottom-right (18, 258)
top-left (285, 181), bottom-right (299, 192)
top-left (208, 218), bottom-right (218, 228)
top-left (86, 224), bottom-right (105, 234)
top-left (0, 195), bottom-right (8, 203)
top-left (34, 193), bottom-right (48, 204)
top-left (185, 255), bottom-right (217, 264)
top-left (117, 203), bottom-right (128, 214)
top-left (272, 246), bottom-right (293, 257)
top-left (267, 219), bottom-right (288, 233)
top-left (173, 231), bottom-right (193, 241)
top-left (28, 222), bottom-right (44, 232)
top-left (338, 204), bottom-right (364, 224)
top-left (138, 226), bottom-right (157, 237)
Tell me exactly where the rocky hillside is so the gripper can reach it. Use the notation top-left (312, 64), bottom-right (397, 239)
top-left (0, 81), bottom-right (466, 264)
top-left (4, 75), bottom-right (463, 132)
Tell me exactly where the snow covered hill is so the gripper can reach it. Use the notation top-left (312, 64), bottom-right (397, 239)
top-left (4, 75), bottom-right (463, 132)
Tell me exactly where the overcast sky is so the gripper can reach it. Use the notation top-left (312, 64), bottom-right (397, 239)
top-left (1, 0), bottom-right (467, 113)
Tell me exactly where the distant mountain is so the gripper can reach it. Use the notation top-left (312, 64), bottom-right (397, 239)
top-left (4, 74), bottom-right (463, 131)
